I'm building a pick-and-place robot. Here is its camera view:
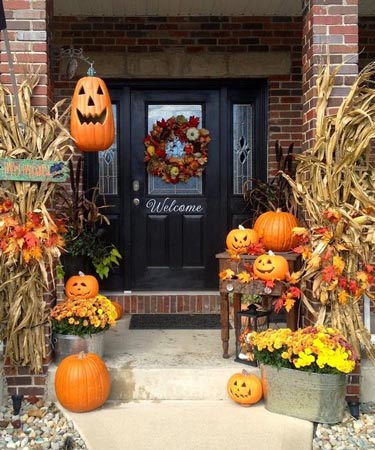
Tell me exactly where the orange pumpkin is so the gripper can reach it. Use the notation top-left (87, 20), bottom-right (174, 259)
top-left (70, 67), bottom-right (115, 152)
top-left (253, 251), bottom-right (289, 281)
top-left (55, 351), bottom-right (111, 413)
top-left (226, 225), bottom-right (259, 254)
top-left (112, 301), bottom-right (123, 320)
top-left (227, 370), bottom-right (263, 406)
top-left (253, 209), bottom-right (299, 252)
top-left (65, 271), bottom-right (99, 299)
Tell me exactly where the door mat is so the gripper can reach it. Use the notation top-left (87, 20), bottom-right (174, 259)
top-left (129, 314), bottom-right (230, 330)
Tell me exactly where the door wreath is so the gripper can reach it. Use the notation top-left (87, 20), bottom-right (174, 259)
top-left (144, 115), bottom-right (210, 184)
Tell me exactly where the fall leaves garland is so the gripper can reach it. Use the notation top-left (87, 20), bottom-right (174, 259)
top-left (144, 115), bottom-right (210, 184)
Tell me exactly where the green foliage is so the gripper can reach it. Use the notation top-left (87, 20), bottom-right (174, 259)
top-left (92, 246), bottom-right (122, 280)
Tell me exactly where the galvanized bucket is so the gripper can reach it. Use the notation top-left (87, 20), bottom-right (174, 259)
top-left (52, 332), bottom-right (105, 364)
top-left (260, 364), bottom-right (347, 423)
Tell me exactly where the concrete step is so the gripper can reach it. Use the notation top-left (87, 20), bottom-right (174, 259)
top-left (46, 316), bottom-right (260, 402)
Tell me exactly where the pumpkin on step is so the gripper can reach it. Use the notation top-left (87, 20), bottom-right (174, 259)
top-left (226, 225), bottom-right (259, 254)
top-left (55, 351), bottom-right (111, 412)
top-left (70, 67), bottom-right (115, 152)
top-left (253, 209), bottom-right (299, 252)
top-left (65, 271), bottom-right (99, 299)
top-left (227, 370), bottom-right (263, 406)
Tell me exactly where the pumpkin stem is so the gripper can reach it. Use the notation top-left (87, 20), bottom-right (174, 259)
top-left (87, 64), bottom-right (96, 77)
top-left (238, 224), bottom-right (245, 230)
top-left (78, 271), bottom-right (85, 276)
top-left (242, 369), bottom-right (249, 376)
top-left (77, 351), bottom-right (86, 360)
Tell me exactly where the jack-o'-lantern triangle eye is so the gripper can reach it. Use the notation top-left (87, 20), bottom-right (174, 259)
top-left (78, 86), bottom-right (85, 95)
top-left (97, 86), bottom-right (104, 95)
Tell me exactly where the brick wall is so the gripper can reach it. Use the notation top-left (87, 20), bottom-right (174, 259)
top-left (51, 15), bottom-right (304, 173)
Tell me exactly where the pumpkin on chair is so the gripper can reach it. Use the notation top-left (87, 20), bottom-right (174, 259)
top-left (226, 225), bottom-right (259, 254)
top-left (253, 209), bottom-right (299, 252)
top-left (70, 66), bottom-right (115, 152)
top-left (253, 251), bottom-right (289, 282)
top-left (65, 272), bottom-right (99, 299)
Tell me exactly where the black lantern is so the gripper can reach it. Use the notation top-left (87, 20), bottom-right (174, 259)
top-left (235, 304), bottom-right (271, 366)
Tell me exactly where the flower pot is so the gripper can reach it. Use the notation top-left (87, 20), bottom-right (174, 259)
top-left (52, 332), bottom-right (105, 364)
top-left (260, 364), bottom-right (347, 423)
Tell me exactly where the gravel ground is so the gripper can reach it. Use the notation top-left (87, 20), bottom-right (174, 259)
top-left (0, 396), bottom-right (87, 449)
top-left (312, 402), bottom-right (375, 450)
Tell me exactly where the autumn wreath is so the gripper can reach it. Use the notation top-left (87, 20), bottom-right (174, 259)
top-left (144, 115), bottom-right (210, 184)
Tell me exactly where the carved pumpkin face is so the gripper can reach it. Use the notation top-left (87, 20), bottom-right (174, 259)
top-left (65, 272), bottom-right (99, 299)
top-left (71, 74), bottom-right (115, 152)
top-left (227, 370), bottom-right (263, 406)
top-left (226, 226), bottom-right (259, 254)
top-left (253, 252), bottom-right (289, 281)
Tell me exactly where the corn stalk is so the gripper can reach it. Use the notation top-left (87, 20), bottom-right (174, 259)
top-left (284, 62), bottom-right (375, 362)
top-left (0, 73), bottom-right (74, 373)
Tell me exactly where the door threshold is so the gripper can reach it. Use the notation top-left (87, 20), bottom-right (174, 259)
top-left (102, 290), bottom-right (220, 296)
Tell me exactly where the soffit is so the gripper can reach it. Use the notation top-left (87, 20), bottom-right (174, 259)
top-left (55, 0), bottom-right (375, 18)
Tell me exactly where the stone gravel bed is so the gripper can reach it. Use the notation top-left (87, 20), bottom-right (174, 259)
top-left (312, 403), bottom-right (375, 450)
top-left (0, 397), bottom-right (87, 449)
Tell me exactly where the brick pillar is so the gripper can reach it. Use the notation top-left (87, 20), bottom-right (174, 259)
top-left (302, 0), bottom-right (359, 152)
top-left (301, 0), bottom-right (360, 402)
top-left (1, 0), bottom-right (54, 398)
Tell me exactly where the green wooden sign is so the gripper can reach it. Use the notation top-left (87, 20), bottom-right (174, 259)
top-left (0, 158), bottom-right (68, 182)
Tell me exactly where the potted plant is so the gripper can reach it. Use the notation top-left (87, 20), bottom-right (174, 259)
top-left (50, 289), bottom-right (117, 363)
top-left (55, 156), bottom-right (122, 280)
top-left (249, 326), bottom-right (358, 423)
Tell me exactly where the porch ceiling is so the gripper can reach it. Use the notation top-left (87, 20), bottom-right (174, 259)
top-left (53, 0), bottom-right (375, 17)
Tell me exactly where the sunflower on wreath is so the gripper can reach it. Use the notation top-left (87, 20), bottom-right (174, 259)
top-left (144, 115), bottom-right (211, 184)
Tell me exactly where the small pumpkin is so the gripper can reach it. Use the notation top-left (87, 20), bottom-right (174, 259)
top-left (253, 209), bottom-right (299, 252)
top-left (112, 301), bottom-right (123, 320)
top-left (55, 351), bottom-right (111, 413)
top-left (65, 271), bottom-right (99, 299)
top-left (253, 251), bottom-right (289, 281)
top-left (226, 225), bottom-right (259, 254)
top-left (227, 369), bottom-right (263, 406)
top-left (70, 66), bottom-right (115, 152)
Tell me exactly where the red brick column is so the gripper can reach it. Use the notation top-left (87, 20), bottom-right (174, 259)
top-left (301, 0), bottom-right (360, 403)
top-left (1, 0), bottom-right (54, 398)
top-left (302, 0), bottom-right (359, 152)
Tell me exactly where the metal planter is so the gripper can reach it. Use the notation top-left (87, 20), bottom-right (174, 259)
top-left (260, 364), bottom-right (347, 423)
top-left (52, 332), bottom-right (105, 364)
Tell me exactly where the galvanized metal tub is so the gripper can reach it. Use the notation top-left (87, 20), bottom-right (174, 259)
top-left (260, 364), bottom-right (347, 423)
top-left (52, 332), bottom-right (105, 364)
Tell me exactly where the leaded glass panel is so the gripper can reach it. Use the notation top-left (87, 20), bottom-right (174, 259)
top-left (98, 104), bottom-right (118, 195)
top-left (233, 104), bottom-right (253, 195)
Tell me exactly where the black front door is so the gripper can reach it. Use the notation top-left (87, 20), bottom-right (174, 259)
top-left (131, 89), bottom-right (221, 290)
top-left (88, 80), bottom-right (267, 292)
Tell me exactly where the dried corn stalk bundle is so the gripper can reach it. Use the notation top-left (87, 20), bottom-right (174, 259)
top-left (284, 62), bottom-right (375, 362)
top-left (0, 73), bottom-right (74, 373)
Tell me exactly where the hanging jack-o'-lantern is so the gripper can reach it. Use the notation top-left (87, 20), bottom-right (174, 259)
top-left (253, 251), bottom-right (289, 282)
top-left (225, 225), bottom-right (259, 254)
top-left (71, 66), bottom-right (115, 152)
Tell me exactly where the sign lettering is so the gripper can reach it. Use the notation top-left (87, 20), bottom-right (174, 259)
top-left (0, 158), bottom-right (68, 182)
top-left (146, 197), bottom-right (204, 213)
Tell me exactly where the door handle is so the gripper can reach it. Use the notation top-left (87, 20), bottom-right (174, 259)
top-left (133, 198), bottom-right (140, 206)
top-left (132, 180), bottom-right (140, 192)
